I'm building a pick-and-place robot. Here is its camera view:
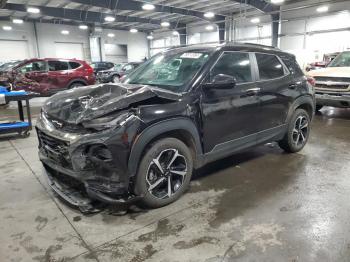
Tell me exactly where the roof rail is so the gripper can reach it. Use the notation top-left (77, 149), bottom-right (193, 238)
top-left (241, 42), bottom-right (280, 50)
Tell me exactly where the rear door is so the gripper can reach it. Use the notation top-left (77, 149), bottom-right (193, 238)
top-left (47, 60), bottom-right (69, 91)
top-left (253, 53), bottom-right (295, 141)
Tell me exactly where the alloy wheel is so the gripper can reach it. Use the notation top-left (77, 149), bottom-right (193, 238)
top-left (292, 115), bottom-right (309, 146)
top-left (146, 149), bottom-right (188, 199)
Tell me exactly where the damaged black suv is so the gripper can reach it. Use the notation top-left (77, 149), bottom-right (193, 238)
top-left (37, 43), bottom-right (315, 212)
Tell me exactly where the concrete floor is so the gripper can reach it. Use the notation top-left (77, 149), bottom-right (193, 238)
top-left (0, 101), bottom-right (350, 262)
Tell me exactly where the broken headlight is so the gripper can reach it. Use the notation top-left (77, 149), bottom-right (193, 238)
top-left (82, 113), bottom-right (134, 131)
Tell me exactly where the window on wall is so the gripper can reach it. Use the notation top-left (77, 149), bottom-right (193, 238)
top-left (211, 52), bottom-right (252, 84)
top-left (48, 61), bottom-right (69, 71)
top-left (255, 53), bottom-right (285, 80)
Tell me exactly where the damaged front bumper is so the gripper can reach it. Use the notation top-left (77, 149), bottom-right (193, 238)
top-left (36, 113), bottom-right (143, 212)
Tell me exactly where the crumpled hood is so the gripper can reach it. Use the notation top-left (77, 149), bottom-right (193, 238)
top-left (43, 83), bottom-right (180, 124)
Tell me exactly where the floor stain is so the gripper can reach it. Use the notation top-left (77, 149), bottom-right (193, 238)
top-left (173, 236), bottom-right (219, 249)
top-left (137, 219), bottom-right (185, 242)
top-left (35, 216), bottom-right (48, 232)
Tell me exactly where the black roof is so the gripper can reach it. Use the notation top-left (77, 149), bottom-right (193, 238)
top-left (166, 42), bottom-right (289, 56)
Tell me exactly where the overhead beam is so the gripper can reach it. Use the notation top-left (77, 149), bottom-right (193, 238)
top-left (69, 0), bottom-right (226, 22)
top-left (231, 0), bottom-right (279, 13)
top-left (2, 3), bottom-right (186, 30)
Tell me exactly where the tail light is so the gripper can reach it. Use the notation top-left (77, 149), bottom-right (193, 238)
top-left (85, 65), bottom-right (94, 75)
top-left (307, 77), bottom-right (316, 87)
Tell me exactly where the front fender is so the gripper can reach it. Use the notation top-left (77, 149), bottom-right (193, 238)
top-left (128, 117), bottom-right (203, 176)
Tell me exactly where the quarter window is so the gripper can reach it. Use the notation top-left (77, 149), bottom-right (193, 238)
top-left (69, 62), bottom-right (81, 69)
top-left (211, 52), bottom-right (252, 84)
top-left (256, 54), bottom-right (285, 80)
top-left (48, 61), bottom-right (69, 71)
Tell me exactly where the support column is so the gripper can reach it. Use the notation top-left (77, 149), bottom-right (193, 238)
top-left (178, 28), bottom-right (187, 46)
top-left (271, 13), bottom-right (280, 47)
top-left (217, 22), bottom-right (226, 43)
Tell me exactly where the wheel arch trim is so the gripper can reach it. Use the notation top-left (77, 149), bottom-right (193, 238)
top-left (128, 117), bottom-right (203, 177)
top-left (286, 95), bottom-right (315, 123)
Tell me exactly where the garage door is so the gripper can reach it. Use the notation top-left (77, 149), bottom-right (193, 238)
top-left (55, 42), bottom-right (84, 60)
top-left (0, 40), bottom-right (30, 61)
top-left (104, 44), bottom-right (128, 63)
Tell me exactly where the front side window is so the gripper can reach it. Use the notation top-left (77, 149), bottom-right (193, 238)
top-left (256, 54), bottom-right (285, 80)
top-left (211, 52), bottom-right (252, 84)
top-left (328, 52), bottom-right (350, 67)
top-left (19, 61), bottom-right (46, 73)
top-left (126, 50), bottom-right (212, 92)
top-left (123, 64), bottom-right (134, 71)
top-left (48, 61), bottom-right (69, 71)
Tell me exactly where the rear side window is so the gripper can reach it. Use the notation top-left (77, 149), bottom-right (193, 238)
top-left (211, 52), bottom-right (252, 84)
top-left (256, 54), bottom-right (285, 80)
top-left (69, 62), bottom-right (81, 69)
top-left (280, 55), bottom-right (304, 76)
top-left (48, 61), bottom-right (69, 71)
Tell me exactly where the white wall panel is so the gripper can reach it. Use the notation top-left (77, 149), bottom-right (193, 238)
top-left (0, 40), bottom-right (30, 61)
top-left (54, 42), bottom-right (84, 60)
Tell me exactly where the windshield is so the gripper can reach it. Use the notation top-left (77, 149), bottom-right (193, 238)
top-left (0, 61), bottom-right (22, 71)
top-left (125, 50), bottom-right (211, 92)
top-left (328, 52), bottom-right (350, 67)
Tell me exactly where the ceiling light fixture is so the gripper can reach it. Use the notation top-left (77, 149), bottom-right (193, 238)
top-left (61, 30), bottom-right (69, 35)
top-left (161, 21), bottom-right (170, 27)
top-left (130, 28), bottom-right (138, 33)
top-left (271, 0), bottom-right (284, 4)
top-left (79, 25), bottom-right (88, 30)
top-left (316, 6), bottom-right (329, 13)
top-left (12, 19), bottom-right (23, 24)
top-left (3, 25), bottom-right (12, 31)
top-left (27, 7), bottom-right (40, 14)
top-left (172, 31), bottom-right (179, 36)
top-left (251, 18), bottom-right (260, 24)
top-left (107, 33), bottom-right (115, 37)
top-left (205, 25), bottom-right (214, 31)
top-left (147, 35), bottom-right (154, 40)
top-left (204, 12), bottom-right (215, 18)
top-left (142, 3), bottom-right (155, 10)
top-left (104, 16), bottom-right (115, 22)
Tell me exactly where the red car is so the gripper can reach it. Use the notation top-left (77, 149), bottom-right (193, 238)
top-left (0, 58), bottom-right (95, 95)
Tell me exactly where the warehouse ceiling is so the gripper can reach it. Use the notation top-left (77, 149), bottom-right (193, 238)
top-left (0, 0), bottom-right (297, 32)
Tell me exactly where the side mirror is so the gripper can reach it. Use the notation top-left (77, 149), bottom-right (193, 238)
top-left (204, 74), bottom-right (236, 89)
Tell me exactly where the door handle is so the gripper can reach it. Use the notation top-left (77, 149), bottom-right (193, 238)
top-left (245, 88), bottom-right (261, 96)
top-left (288, 83), bottom-right (298, 89)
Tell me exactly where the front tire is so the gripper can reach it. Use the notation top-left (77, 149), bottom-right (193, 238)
top-left (134, 138), bottom-right (193, 208)
top-left (112, 75), bottom-right (120, 83)
top-left (279, 109), bottom-right (311, 153)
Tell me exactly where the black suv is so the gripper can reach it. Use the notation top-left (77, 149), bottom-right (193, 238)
top-left (37, 43), bottom-right (315, 212)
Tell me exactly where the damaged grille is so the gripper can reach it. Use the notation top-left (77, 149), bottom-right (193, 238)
top-left (37, 129), bottom-right (72, 168)
top-left (314, 77), bottom-right (350, 91)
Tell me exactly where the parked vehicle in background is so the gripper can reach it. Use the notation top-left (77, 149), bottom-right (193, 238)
top-left (307, 51), bottom-right (350, 110)
top-left (305, 52), bottom-right (340, 72)
top-left (97, 62), bottom-right (142, 83)
top-left (37, 43), bottom-right (315, 212)
top-left (90, 61), bottom-right (115, 74)
top-left (0, 58), bottom-right (95, 95)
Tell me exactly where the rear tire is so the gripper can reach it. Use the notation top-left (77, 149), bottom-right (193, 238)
top-left (69, 82), bottom-right (85, 89)
top-left (134, 138), bottom-right (193, 208)
top-left (279, 109), bottom-right (311, 153)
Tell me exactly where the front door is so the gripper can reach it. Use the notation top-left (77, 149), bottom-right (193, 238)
top-left (15, 60), bottom-right (49, 93)
top-left (200, 51), bottom-right (260, 155)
